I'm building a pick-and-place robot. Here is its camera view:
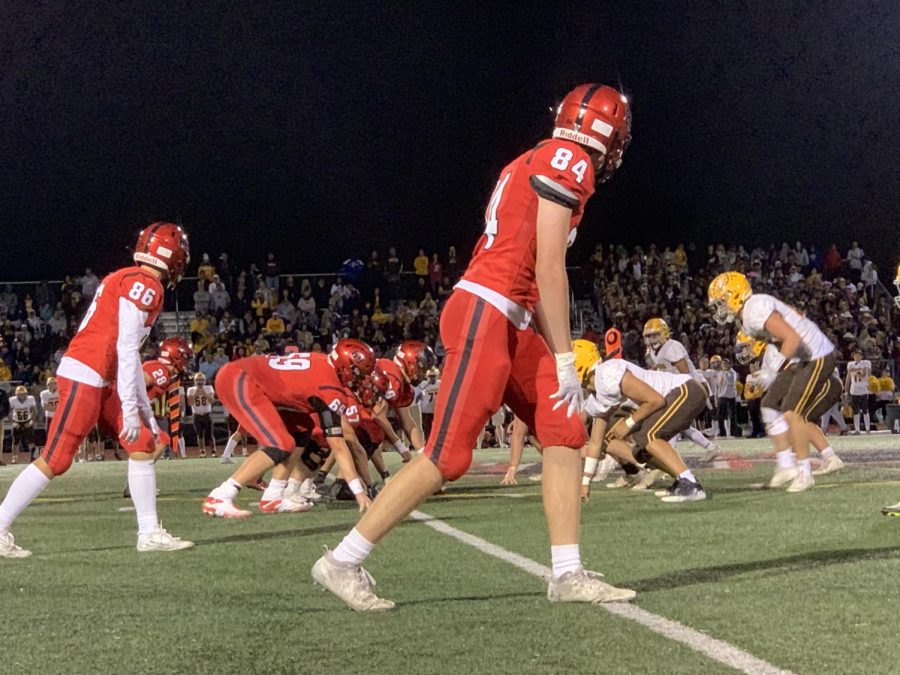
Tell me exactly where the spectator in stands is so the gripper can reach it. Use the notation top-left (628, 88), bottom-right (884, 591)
top-left (297, 325), bottom-right (315, 351)
top-left (386, 246), bottom-right (402, 307)
top-left (216, 253), bottom-right (233, 291)
top-left (231, 287), bottom-right (250, 317)
top-left (275, 290), bottom-right (296, 326)
top-left (198, 351), bottom-right (221, 382)
top-left (209, 278), bottom-right (230, 317)
top-left (1, 285), bottom-right (18, 317)
top-left (251, 290), bottom-right (268, 318)
top-left (282, 275), bottom-right (298, 303)
top-left (413, 248), bottom-right (429, 279)
top-left (446, 245), bottom-right (459, 282)
top-left (313, 277), bottom-right (330, 309)
top-left (0, 361), bottom-right (10, 381)
top-left (297, 287), bottom-right (317, 326)
top-left (193, 280), bottom-right (211, 314)
top-left (213, 346), bottom-right (230, 368)
top-left (847, 241), bottom-right (865, 284)
top-left (264, 311), bottom-right (286, 337)
top-left (198, 253), bottom-right (216, 282)
top-left (264, 252), bottom-right (280, 291)
top-left (428, 253), bottom-right (443, 293)
top-left (190, 311), bottom-right (215, 353)
top-left (80, 268), bottom-right (100, 300)
top-left (253, 334), bottom-right (270, 354)
top-left (861, 260), bottom-right (878, 303)
top-left (823, 244), bottom-right (842, 280)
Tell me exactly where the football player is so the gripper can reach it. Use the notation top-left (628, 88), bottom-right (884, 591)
top-left (314, 83), bottom-right (635, 610)
top-left (39, 378), bottom-right (60, 455)
top-left (201, 339), bottom-right (376, 517)
top-left (0, 223), bottom-right (189, 558)
top-left (580, 356), bottom-right (708, 503)
top-left (377, 340), bottom-right (437, 457)
top-left (110, 336), bottom-right (193, 550)
top-left (9, 386), bottom-right (37, 463)
top-left (844, 350), bottom-right (872, 434)
top-left (187, 372), bottom-right (217, 457)
top-left (734, 332), bottom-right (843, 480)
top-left (643, 318), bottom-right (720, 460)
top-left (415, 367), bottom-right (441, 441)
top-left (708, 271), bottom-right (838, 492)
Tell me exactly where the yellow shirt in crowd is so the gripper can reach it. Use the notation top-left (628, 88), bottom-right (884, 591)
top-left (413, 255), bottom-right (429, 276)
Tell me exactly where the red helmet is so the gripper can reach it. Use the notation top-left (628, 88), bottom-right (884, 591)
top-left (553, 84), bottom-right (632, 183)
top-left (358, 366), bottom-right (391, 409)
top-left (134, 222), bottom-right (191, 284)
top-left (158, 336), bottom-right (192, 373)
top-left (394, 340), bottom-right (437, 386)
top-left (328, 338), bottom-right (376, 390)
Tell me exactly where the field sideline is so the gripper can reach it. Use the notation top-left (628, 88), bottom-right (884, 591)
top-left (2, 435), bottom-right (900, 674)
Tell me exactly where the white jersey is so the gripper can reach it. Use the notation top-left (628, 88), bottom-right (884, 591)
top-left (9, 396), bottom-right (36, 426)
top-left (186, 385), bottom-right (216, 414)
top-left (740, 294), bottom-right (834, 361)
top-left (40, 388), bottom-right (60, 418)
top-left (646, 339), bottom-right (701, 381)
top-left (846, 360), bottom-right (872, 396)
top-left (585, 360), bottom-right (691, 417)
top-left (701, 368), bottom-right (718, 399)
top-left (416, 380), bottom-right (441, 415)
top-left (720, 369), bottom-right (738, 399)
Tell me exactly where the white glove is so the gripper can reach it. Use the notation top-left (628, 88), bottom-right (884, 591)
top-left (550, 352), bottom-right (583, 418)
top-left (139, 407), bottom-right (159, 440)
top-left (120, 409), bottom-right (142, 444)
top-left (179, 436), bottom-right (186, 457)
top-left (755, 368), bottom-right (778, 390)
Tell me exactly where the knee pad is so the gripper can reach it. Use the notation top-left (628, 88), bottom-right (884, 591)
top-left (300, 442), bottom-right (330, 472)
top-left (262, 446), bottom-right (292, 465)
top-left (762, 409), bottom-right (789, 436)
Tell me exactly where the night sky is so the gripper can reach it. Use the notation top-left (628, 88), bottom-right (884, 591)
top-left (2, 1), bottom-right (899, 280)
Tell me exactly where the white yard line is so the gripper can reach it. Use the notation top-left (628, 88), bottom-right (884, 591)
top-left (410, 510), bottom-right (794, 675)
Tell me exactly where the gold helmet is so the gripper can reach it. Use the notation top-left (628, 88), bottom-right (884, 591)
top-left (15, 385), bottom-right (27, 396)
top-left (710, 354), bottom-right (723, 368)
top-left (426, 367), bottom-right (440, 379)
top-left (894, 263), bottom-right (900, 310)
top-left (734, 330), bottom-right (765, 365)
top-left (46, 377), bottom-right (56, 386)
top-left (573, 339), bottom-right (601, 386)
top-left (193, 372), bottom-right (206, 383)
top-left (708, 272), bottom-right (752, 324)
top-left (642, 318), bottom-right (670, 348)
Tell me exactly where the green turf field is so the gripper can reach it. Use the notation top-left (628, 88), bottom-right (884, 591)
top-left (2, 436), bottom-right (900, 674)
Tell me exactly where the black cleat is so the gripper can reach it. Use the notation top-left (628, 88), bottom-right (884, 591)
top-left (660, 479), bottom-right (707, 503)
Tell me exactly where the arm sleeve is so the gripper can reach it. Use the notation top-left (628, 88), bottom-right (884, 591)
top-left (116, 297), bottom-right (152, 414)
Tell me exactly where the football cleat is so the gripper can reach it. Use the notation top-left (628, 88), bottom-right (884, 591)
top-left (786, 472), bottom-right (814, 493)
top-left (660, 479), bottom-right (708, 503)
top-left (592, 455), bottom-right (618, 482)
top-left (632, 468), bottom-right (665, 491)
top-left (258, 498), bottom-right (311, 514)
top-left (768, 466), bottom-right (798, 488)
top-left (547, 569), bottom-right (636, 604)
top-left (137, 526), bottom-right (194, 552)
top-left (201, 496), bottom-right (251, 518)
top-left (881, 502), bottom-right (900, 516)
top-left (606, 474), bottom-right (638, 489)
top-left (219, 457), bottom-right (234, 465)
top-left (812, 455), bottom-right (845, 476)
top-left (700, 444), bottom-right (721, 463)
top-left (312, 548), bottom-right (395, 612)
top-left (654, 480), bottom-right (679, 498)
top-left (299, 478), bottom-right (324, 502)
top-left (0, 532), bottom-right (31, 559)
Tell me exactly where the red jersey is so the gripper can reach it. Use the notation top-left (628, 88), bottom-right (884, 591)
top-left (64, 266), bottom-right (164, 382)
top-left (378, 358), bottom-right (414, 409)
top-left (142, 360), bottom-right (176, 401)
top-left (462, 139), bottom-right (595, 313)
top-left (239, 352), bottom-right (354, 417)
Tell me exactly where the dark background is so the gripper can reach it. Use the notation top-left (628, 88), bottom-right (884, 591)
top-left (1, 1), bottom-right (899, 280)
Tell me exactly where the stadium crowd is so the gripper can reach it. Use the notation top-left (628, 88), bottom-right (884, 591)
top-left (0, 240), bottom-right (895, 390)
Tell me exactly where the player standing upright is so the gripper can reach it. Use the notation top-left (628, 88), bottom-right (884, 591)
top-left (313, 83), bottom-right (634, 610)
top-left (9, 386), bottom-right (37, 463)
top-left (0, 223), bottom-right (189, 558)
top-left (643, 318), bottom-right (719, 460)
top-left (415, 367), bottom-right (441, 441)
top-left (845, 350), bottom-right (872, 434)
top-left (187, 372), bottom-right (217, 457)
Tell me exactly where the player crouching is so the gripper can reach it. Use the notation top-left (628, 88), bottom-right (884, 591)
top-left (581, 355), bottom-right (708, 503)
top-left (201, 339), bottom-right (376, 517)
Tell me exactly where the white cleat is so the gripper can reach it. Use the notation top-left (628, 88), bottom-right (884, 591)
top-left (547, 569), bottom-right (636, 604)
top-left (606, 474), bottom-right (638, 489)
top-left (700, 444), bottom-right (721, 463)
top-left (0, 532), bottom-right (32, 559)
top-left (201, 496), bottom-right (251, 518)
top-left (137, 526), bottom-right (194, 552)
top-left (258, 498), bottom-right (312, 514)
top-left (768, 466), bottom-right (798, 489)
top-left (300, 478), bottom-right (324, 503)
top-left (786, 472), bottom-right (815, 493)
top-left (311, 548), bottom-right (395, 612)
top-left (632, 468), bottom-right (665, 491)
top-left (592, 455), bottom-right (618, 482)
top-left (219, 457), bottom-right (234, 465)
top-left (813, 455), bottom-right (845, 476)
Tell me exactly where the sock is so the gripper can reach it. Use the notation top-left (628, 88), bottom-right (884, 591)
top-left (210, 478), bottom-right (242, 501)
top-left (854, 414), bottom-right (860, 432)
top-left (776, 449), bottom-right (796, 470)
top-left (551, 544), bottom-right (582, 578)
top-left (261, 479), bottom-right (287, 502)
top-left (821, 446), bottom-right (836, 460)
top-left (724, 419), bottom-right (731, 437)
top-left (332, 527), bottom-right (375, 565)
top-left (798, 458), bottom-right (812, 476)
top-left (683, 426), bottom-right (713, 449)
top-left (0, 464), bottom-right (51, 533)
top-left (128, 459), bottom-right (158, 536)
top-left (678, 469), bottom-right (697, 483)
top-left (864, 413), bottom-right (871, 431)
top-left (222, 434), bottom-right (238, 460)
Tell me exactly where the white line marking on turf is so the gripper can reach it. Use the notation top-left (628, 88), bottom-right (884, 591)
top-left (410, 510), bottom-right (794, 675)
